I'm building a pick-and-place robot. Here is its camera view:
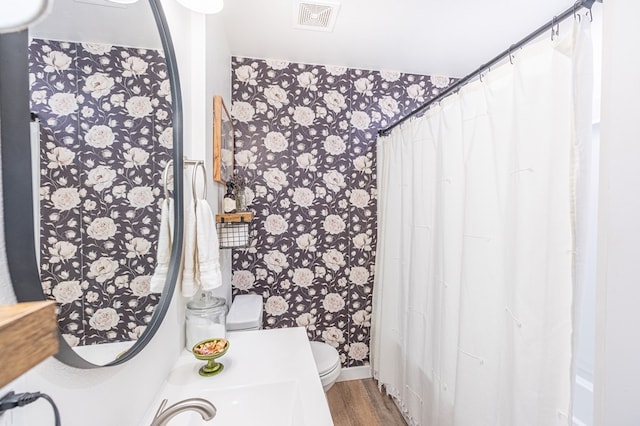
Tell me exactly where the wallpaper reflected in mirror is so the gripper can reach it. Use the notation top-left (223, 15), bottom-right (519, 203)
top-left (27, 0), bottom-right (173, 362)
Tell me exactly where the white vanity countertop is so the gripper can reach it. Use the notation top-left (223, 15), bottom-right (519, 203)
top-left (140, 327), bottom-right (333, 426)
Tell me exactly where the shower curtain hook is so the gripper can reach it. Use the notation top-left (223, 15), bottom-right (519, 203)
top-left (508, 46), bottom-right (515, 64)
top-left (551, 16), bottom-right (560, 41)
top-left (479, 67), bottom-right (489, 83)
top-left (573, 1), bottom-right (582, 22)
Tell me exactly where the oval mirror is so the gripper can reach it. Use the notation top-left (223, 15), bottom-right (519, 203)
top-left (0, 0), bottom-right (183, 367)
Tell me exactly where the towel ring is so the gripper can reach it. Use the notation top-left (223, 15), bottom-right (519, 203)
top-left (162, 159), bottom-right (173, 200)
top-left (192, 161), bottom-right (207, 200)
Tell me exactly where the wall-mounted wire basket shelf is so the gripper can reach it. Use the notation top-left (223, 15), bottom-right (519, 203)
top-left (215, 212), bottom-right (253, 249)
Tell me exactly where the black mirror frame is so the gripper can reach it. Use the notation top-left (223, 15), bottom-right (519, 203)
top-left (0, 0), bottom-right (183, 368)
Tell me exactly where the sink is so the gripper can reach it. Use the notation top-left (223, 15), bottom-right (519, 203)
top-left (141, 328), bottom-right (333, 426)
top-left (157, 381), bottom-right (305, 425)
top-left (185, 381), bottom-right (305, 425)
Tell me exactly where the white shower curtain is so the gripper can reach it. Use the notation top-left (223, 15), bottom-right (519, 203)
top-left (372, 20), bottom-right (592, 426)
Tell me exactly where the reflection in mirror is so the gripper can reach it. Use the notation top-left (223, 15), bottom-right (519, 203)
top-left (27, 0), bottom-right (174, 365)
top-left (212, 95), bottom-right (234, 184)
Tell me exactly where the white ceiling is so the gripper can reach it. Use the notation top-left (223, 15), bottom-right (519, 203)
top-left (221, 0), bottom-right (586, 77)
top-left (28, 0), bottom-right (599, 80)
top-left (31, 0), bottom-right (160, 48)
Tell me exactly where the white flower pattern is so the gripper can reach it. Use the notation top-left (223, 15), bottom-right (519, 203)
top-left (292, 268), bottom-right (314, 288)
top-left (130, 276), bottom-right (152, 297)
top-left (89, 307), bottom-right (120, 331)
top-left (82, 43), bottom-right (112, 55)
top-left (264, 131), bottom-right (288, 153)
top-left (263, 168), bottom-right (289, 191)
top-left (232, 270), bottom-right (256, 290)
top-left (231, 101), bottom-right (255, 122)
top-left (126, 237), bottom-right (152, 258)
top-left (126, 96), bottom-right (153, 118)
top-left (322, 249), bottom-right (346, 271)
top-left (349, 266), bottom-right (370, 286)
top-left (265, 296), bottom-right (289, 316)
top-left (292, 106), bottom-right (315, 126)
top-left (47, 147), bottom-right (75, 169)
top-left (86, 217), bottom-right (117, 240)
top-left (292, 187), bottom-right (314, 207)
top-left (229, 57), bottom-right (452, 367)
top-left (264, 214), bottom-right (288, 235)
top-left (52, 281), bottom-right (83, 304)
top-left (322, 326), bottom-right (345, 347)
top-left (87, 257), bottom-right (119, 283)
top-left (85, 125), bottom-right (115, 148)
top-left (127, 186), bottom-right (154, 208)
top-left (86, 165), bottom-right (116, 191)
top-left (264, 85), bottom-right (288, 108)
top-left (48, 241), bottom-right (77, 263)
top-left (49, 93), bottom-right (78, 116)
top-left (43, 51), bottom-right (72, 72)
top-left (51, 188), bottom-right (81, 211)
top-left (121, 57), bottom-right (149, 77)
top-left (323, 293), bottom-right (345, 313)
top-left (83, 73), bottom-right (115, 99)
top-left (263, 250), bottom-right (289, 273)
top-left (323, 135), bottom-right (346, 155)
top-left (30, 39), bottom-right (169, 346)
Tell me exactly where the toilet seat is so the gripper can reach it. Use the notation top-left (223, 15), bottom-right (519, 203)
top-left (309, 341), bottom-right (342, 392)
top-left (309, 341), bottom-right (340, 376)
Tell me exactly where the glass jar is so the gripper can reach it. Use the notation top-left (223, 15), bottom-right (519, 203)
top-left (185, 290), bottom-right (227, 351)
top-left (235, 186), bottom-right (246, 212)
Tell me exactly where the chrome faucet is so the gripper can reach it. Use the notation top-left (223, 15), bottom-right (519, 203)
top-left (150, 397), bottom-right (216, 426)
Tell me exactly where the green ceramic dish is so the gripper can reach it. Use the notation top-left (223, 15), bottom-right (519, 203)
top-left (192, 338), bottom-right (230, 377)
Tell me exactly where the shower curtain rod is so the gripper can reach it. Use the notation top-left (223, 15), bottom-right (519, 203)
top-left (378, 0), bottom-right (602, 137)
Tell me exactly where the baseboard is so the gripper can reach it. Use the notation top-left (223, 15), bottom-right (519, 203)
top-left (337, 365), bottom-right (372, 382)
top-left (572, 417), bottom-right (588, 426)
top-left (573, 374), bottom-right (593, 426)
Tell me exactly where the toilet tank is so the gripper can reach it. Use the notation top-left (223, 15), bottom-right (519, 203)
top-left (226, 295), bottom-right (263, 331)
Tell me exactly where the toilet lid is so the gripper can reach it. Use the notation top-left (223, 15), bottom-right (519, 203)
top-left (309, 341), bottom-right (340, 376)
top-left (227, 295), bottom-right (263, 331)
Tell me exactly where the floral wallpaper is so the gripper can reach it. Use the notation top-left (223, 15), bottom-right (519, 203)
top-left (230, 56), bottom-right (453, 367)
top-left (29, 39), bottom-right (173, 347)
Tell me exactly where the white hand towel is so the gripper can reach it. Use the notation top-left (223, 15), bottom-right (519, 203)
top-left (150, 198), bottom-right (173, 293)
top-left (181, 200), bottom-right (199, 298)
top-left (195, 198), bottom-right (222, 290)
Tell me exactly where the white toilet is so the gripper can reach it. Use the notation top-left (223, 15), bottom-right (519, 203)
top-left (226, 295), bottom-right (342, 392)
top-left (308, 341), bottom-right (341, 392)
top-left (226, 294), bottom-right (263, 332)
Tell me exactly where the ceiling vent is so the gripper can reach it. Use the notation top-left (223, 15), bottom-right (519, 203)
top-left (293, 0), bottom-right (341, 32)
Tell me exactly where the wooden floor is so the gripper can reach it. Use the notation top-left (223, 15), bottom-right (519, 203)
top-left (326, 379), bottom-right (407, 426)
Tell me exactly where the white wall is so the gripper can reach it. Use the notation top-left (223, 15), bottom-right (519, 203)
top-left (178, 8), bottom-right (231, 304)
top-left (30, 0), bottom-right (161, 49)
top-left (205, 12), bottom-right (233, 304)
top-left (595, 0), bottom-right (640, 424)
top-left (0, 1), bottom-right (231, 425)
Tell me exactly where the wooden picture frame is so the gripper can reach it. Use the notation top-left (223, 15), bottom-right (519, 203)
top-left (212, 95), bottom-right (234, 183)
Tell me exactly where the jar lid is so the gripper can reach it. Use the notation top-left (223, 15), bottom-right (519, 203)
top-left (187, 291), bottom-right (226, 311)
